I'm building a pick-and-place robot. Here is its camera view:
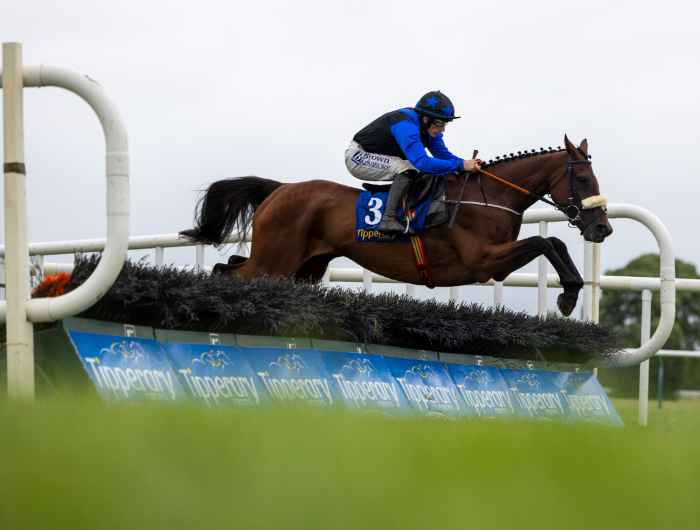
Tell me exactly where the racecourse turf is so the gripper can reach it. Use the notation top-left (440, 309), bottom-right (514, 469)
top-left (0, 398), bottom-right (698, 530)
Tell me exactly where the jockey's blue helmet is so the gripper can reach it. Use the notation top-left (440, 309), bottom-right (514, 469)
top-left (414, 91), bottom-right (460, 121)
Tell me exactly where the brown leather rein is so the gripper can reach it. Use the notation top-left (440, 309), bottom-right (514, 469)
top-left (474, 158), bottom-right (597, 225)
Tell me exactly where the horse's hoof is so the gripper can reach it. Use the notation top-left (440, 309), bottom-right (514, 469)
top-left (228, 255), bottom-right (247, 266)
top-left (557, 292), bottom-right (578, 317)
top-left (212, 263), bottom-right (231, 275)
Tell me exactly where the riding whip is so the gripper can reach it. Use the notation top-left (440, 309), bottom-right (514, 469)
top-left (448, 149), bottom-right (478, 229)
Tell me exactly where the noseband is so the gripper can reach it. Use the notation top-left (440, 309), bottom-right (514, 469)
top-left (556, 159), bottom-right (608, 232)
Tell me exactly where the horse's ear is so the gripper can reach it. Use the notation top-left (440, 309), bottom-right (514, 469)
top-left (579, 138), bottom-right (588, 156)
top-left (564, 134), bottom-right (577, 156)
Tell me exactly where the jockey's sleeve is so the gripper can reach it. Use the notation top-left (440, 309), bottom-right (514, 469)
top-left (390, 120), bottom-right (464, 174)
top-left (428, 133), bottom-right (463, 163)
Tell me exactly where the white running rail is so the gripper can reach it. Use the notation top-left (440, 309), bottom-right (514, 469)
top-left (1, 43), bottom-right (129, 397)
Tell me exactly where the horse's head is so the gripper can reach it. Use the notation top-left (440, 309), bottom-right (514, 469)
top-left (549, 135), bottom-right (613, 243)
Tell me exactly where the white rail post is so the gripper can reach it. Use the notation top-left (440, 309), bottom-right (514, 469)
top-left (493, 281), bottom-right (504, 306)
top-left (154, 247), bottom-right (164, 267)
top-left (583, 241), bottom-right (593, 321)
top-left (537, 221), bottom-right (548, 317)
top-left (3, 43), bottom-right (34, 398)
top-left (321, 267), bottom-right (331, 286)
top-left (362, 268), bottom-right (372, 293)
top-left (639, 289), bottom-right (652, 426)
top-left (0, 257), bottom-right (5, 299)
top-left (591, 243), bottom-right (601, 323)
top-left (195, 245), bottom-right (205, 270)
top-left (405, 284), bottom-right (415, 297)
top-left (591, 242), bottom-right (602, 377)
top-left (1, 50), bottom-right (131, 403)
top-left (449, 286), bottom-right (459, 304)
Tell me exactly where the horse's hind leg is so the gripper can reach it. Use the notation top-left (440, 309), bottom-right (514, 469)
top-left (232, 248), bottom-right (306, 279)
top-left (227, 224), bottom-right (314, 279)
top-left (295, 253), bottom-right (338, 282)
top-left (228, 255), bottom-right (247, 266)
top-left (217, 183), bottom-right (337, 280)
top-left (211, 254), bottom-right (248, 275)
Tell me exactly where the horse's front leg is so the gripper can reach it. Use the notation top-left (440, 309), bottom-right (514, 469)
top-left (545, 237), bottom-right (584, 316)
top-left (481, 236), bottom-right (583, 316)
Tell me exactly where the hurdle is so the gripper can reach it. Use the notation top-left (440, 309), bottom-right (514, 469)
top-left (1, 43), bottom-right (678, 417)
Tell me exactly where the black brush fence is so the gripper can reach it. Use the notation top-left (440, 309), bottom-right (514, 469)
top-left (28, 255), bottom-right (622, 363)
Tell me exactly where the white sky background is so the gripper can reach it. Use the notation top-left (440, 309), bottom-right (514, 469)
top-left (2, 0), bottom-right (699, 313)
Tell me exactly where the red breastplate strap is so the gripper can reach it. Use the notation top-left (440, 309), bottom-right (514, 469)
top-left (410, 235), bottom-right (435, 289)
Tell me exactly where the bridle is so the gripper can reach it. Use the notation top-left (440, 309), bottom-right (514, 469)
top-left (473, 156), bottom-right (608, 233)
top-left (548, 158), bottom-right (608, 232)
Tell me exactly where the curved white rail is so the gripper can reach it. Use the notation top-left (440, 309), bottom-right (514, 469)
top-left (522, 205), bottom-right (676, 367)
top-left (601, 205), bottom-right (675, 367)
top-left (0, 64), bottom-right (129, 322)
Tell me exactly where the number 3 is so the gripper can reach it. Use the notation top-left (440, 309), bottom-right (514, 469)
top-left (364, 197), bottom-right (383, 225)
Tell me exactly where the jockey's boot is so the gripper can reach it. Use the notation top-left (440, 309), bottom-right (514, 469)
top-left (377, 172), bottom-right (412, 233)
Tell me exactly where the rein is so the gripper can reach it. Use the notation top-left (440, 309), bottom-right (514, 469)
top-left (476, 166), bottom-right (559, 209)
top-left (473, 158), bottom-right (603, 226)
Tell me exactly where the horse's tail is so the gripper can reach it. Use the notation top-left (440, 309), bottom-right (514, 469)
top-left (179, 176), bottom-right (283, 246)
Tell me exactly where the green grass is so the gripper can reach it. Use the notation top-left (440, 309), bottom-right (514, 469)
top-left (1, 398), bottom-right (699, 530)
top-left (614, 397), bottom-right (700, 428)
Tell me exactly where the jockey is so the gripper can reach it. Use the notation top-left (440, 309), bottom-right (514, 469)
top-left (346, 90), bottom-right (480, 232)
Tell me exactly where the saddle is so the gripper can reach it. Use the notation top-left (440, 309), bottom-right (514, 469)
top-left (361, 174), bottom-right (450, 235)
top-left (355, 174), bottom-right (453, 287)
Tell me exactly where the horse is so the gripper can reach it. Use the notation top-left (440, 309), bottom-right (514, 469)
top-left (180, 135), bottom-right (612, 316)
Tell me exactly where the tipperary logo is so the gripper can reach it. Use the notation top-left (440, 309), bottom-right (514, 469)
top-left (356, 229), bottom-right (394, 241)
top-left (98, 340), bottom-right (146, 364)
top-left (192, 349), bottom-right (232, 370)
top-left (405, 363), bottom-right (435, 381)
top-left (340, 358), bottom-right (375, 378)
top-left (269, 354), bottom-right (305, 373)
top-left (511, 373), bottom-right (566, 416)
top-left (333, 358), bottom-right (400, 408)
top-left (465, 368), bottom-right (492, 386)
top-left (397, 363), bottom-right (461, 412)
top-left (83, 339), bottom-right (177, 400)
top-left (515, 373), bottom-right (541, 390)
top-left (254, 353), bottom-right (333, 405)
top-left (563, 373), bottom-right (590, 391)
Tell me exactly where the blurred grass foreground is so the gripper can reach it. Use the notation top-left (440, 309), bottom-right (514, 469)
top-left (1, 398), bottom-right (699, 530)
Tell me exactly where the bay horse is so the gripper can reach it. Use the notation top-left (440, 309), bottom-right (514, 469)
top-left (180, 135), bottom-right (612, 316)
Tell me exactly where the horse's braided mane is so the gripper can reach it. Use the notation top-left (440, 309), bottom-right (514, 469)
top-left (482, 146), bottom-right (565, 169)
top-left (481, 146), bottom-right (592, 169)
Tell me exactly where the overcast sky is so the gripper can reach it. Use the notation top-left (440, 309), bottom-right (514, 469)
top-left (2, 0), bottom-right (699, 313)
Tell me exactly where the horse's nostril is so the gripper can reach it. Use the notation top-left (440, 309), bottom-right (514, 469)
top-left (595, 224), bottom-right (612, 238)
